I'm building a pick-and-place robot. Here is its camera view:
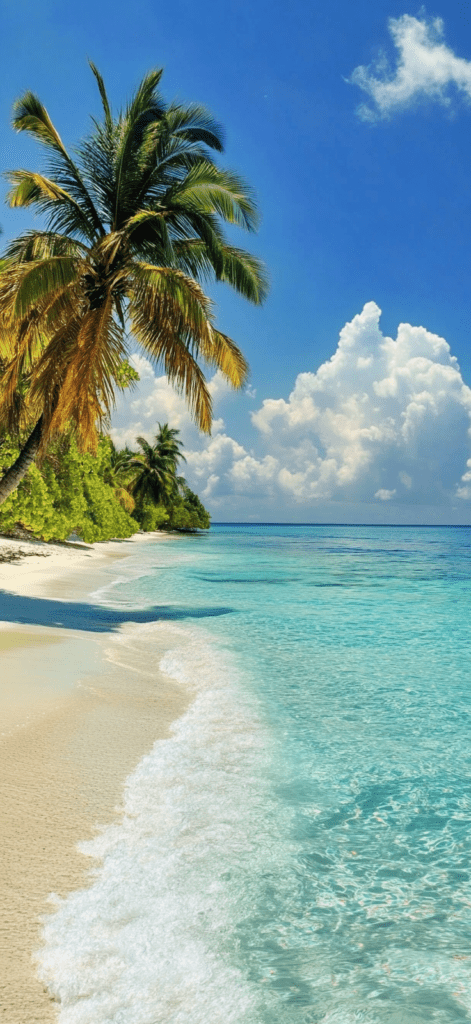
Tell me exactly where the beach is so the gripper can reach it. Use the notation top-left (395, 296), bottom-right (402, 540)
top-left (0, 533), bottom-right (188, 1023)
top-left (3, 525), bottom-right (471, 1022)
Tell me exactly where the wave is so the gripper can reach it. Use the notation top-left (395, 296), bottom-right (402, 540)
top-left (36, 623), bottom-right (281, 1024)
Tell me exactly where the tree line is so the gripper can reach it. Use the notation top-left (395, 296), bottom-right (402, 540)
top-left (0, 423), bottom-right (210, 541)
top-left (0, 63), bottom-right (267, 535)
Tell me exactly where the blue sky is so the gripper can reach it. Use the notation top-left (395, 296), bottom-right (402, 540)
top-left (2, 0), bottom-right (471, 522)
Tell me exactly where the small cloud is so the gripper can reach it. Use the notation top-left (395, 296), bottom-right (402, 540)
top-left (456, 457), bottom-right (471, 498)
top-left (208, 371), bottom-right (232, 402)
top-left (349, 14), bottom-right (471, 120)
top-left (245, 385), bottom-right (257, 399)
top-left (399, 471), bottom-right (412, 489)
top-left (375, 488), bottom-right (397, 501)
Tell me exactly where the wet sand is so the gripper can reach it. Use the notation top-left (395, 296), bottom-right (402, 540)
top-left (0, 535), bottom-right (187, 1022)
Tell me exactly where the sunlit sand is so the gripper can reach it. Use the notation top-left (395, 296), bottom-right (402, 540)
top-left (0, 534), bottom-right (187, 1023)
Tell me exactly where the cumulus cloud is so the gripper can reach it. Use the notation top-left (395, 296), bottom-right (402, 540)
top-left (248, 302), bottom-right (471, 507)
top-left (110, 355), bottom-right (194, 449)
top-left (350, 14), bottom-right (471, 120)
top-left (109, 357), bottom-right (229, 450)
top-left (110, 305), bottom-right (471, 520)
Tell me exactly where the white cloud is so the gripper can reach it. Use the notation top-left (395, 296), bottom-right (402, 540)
top-left (248, 302), bottom-right (471, 507)
top-left (350, 15), bottom-right (471, 120)
top-left (207, 370), bottom-right (233, 404)
top-left (375, 488), bottom-right (396, 501)
top-left (456, 458), bottom-right (471, 499)
top-left (110, 304), bottom-right (471, 521)
top-left (110, 354), bottom-right (218, 451)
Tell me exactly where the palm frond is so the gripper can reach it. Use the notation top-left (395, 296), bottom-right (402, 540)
top-left (166, 161), bottom-right (259, 232)
top-left (76, 126), bottom-right (118, 225)
top-left (113, 69), bottom-right (166, 229)
top-left (12, 92), bottom-right (67, 152)
top-left (130, 261), bottom-right (214, 341)
top-left (135, 436), bottom-right (153, 459)
top-left (3, 257), bottom-right (81, 319)
top-left (218, 245), bottom-right (268, 303)
top-left (164, 102), bottom-right (224, 152)
top-left (121, 210), bottom-right (174, 262)
top-left (36, 298), bottom-right (126, 448)
top-left (12, 92), bottom-right (105, 241)
top-left (3, 231), bottom-right (88, 264)
top-left (128, 264), bottom-right (213, 432)
top-left (28, 315), bottom-right (83, 447)
top-left (5, 171), bottom-right (98, 242)
top-left (42, 286), bottom-right (82, 331)
top-left (170, 238), bottom-right (216, 280)
top-left (130, 100), bottom-right (224, 229)
top-left (123, 68), bottom-right (165, 124)
top-left (136, 136), bottom-right (214, 205)
top-left (174, 240), bottom-right (268, 303)
top-left (7, 170), bottom-right (75, 207)
top-left (89, 61), bottom-right (113, 133)
top-left (0, 320), bottom-right (44, 429)
top-left (201, 329), bottom-right (249, 389)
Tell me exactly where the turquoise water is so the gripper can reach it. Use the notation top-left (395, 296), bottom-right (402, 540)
top-left (39, 526), bottom-right (471, 1023)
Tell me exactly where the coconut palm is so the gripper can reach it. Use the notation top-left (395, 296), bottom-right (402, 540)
top-left (129, 430), bottom-right (185, 507)
top-left (0, 64), bottom-right (268, 504)
top-left (102, 440), bottom-right (135, 487)
top-left (152, 422), bottom-right (186, 472)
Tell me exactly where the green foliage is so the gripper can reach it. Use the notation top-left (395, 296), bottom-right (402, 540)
top-left (0, 433), bottom-right (139, 541)
top-left (78, 440), bottom-right (139, 541)
top-left (166, 487), bottom-right (211, 532)
top-left (115, 486), bottom-right (135, 514)
top-left (129, 424), bottom-right (186, 507)
top-left (115, 361), bottom-right (140, 389)
top-left (126, 425), bottom-right (210, 532)
top-left (0, 424), bottom-right (209, 541)
top-left (133, 499), bottom-right (169, 532)
top-left (0, 461), bottom-right (70, 541)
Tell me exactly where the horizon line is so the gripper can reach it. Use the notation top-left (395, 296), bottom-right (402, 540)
top-left (210, 522), bottom-right (471, 528)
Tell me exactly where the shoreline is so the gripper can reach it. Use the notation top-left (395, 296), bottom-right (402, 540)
top-left (0, 532), bottom-right (189, 1023)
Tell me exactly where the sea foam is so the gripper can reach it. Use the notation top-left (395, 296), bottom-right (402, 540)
top-left (36, 623), bottom-right (279, 1024)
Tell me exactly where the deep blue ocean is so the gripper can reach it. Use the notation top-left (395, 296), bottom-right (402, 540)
top-left (39, 525), bottom-right (471, 1023)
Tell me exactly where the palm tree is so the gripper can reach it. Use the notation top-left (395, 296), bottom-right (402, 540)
top-left (102, 440), bottom-right (135, 488)
top-left (99, 438), bottom-right (136, 513)
top-left (152, 422), bottom-right (186, 472)
top-left (0, 64), bottom-right (268, 504)
top-left (129, 429), bottom-right (185, 507)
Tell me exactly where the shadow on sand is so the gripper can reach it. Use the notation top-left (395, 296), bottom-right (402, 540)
top-left (0, 591), bottom-right (233, 633)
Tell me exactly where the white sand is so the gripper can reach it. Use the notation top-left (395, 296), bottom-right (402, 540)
top-left (0, 532), bottom-right (188, 1023)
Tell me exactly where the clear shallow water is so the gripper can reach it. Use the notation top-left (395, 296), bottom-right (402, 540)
top-left (39, 525), bottom-right (471, 1023)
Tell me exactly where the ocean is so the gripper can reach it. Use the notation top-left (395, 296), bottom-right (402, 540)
top-left (38, 524), bottom-right (471, 1023)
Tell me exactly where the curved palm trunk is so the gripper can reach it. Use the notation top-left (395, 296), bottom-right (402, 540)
top-left (0, 416), bottom-right (44, 505)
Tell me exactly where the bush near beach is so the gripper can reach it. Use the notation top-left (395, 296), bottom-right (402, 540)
top-left (0, 427), bottom-right (210, 542)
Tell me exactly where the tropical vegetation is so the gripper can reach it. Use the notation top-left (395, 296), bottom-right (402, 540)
top-left (129, 424), bottom-right (186, 509)
top-left (0, 63), bottom-right (268, 505)
top-left (0, 424), bottom-right (210, 542)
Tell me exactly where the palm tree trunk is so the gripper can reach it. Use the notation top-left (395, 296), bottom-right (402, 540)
top-left (0, 416), bottom-right (44, 505)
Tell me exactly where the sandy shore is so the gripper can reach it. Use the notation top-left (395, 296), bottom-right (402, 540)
top-left (0, 533), bottom-right (188, 1023)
